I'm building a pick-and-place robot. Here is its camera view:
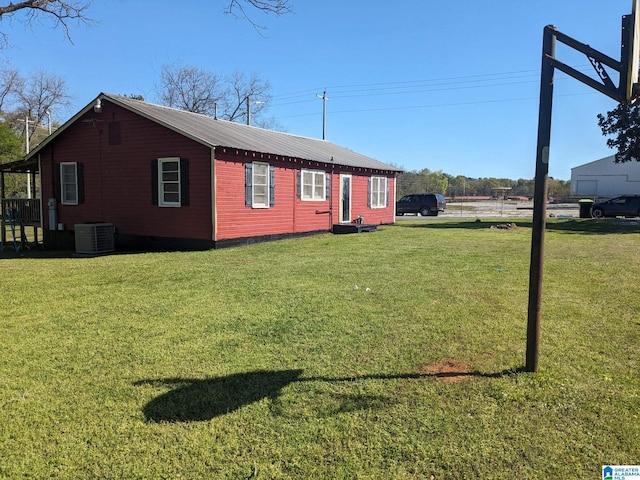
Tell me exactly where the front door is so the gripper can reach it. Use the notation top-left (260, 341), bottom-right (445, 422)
top-left (340, 174), bottom-right (352, 223)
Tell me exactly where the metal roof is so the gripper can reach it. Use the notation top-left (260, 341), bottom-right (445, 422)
top-left (104, 94), bottom-right (401, 172)
top-left (1, 93), bottom-right (401, 174)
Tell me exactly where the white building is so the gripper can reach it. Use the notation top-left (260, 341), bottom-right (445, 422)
top-left (570, 155), bottom-right (640, 198)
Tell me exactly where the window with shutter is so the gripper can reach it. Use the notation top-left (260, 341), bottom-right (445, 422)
top-left (252, 162), bottom-right (269, 208)
top-left (157, 157), bottom-right (181, 207)
top-left (245, 162), bottom-right (275, 208)
top-left (60, 162), bottom-right (78, 205)
top-left (300, 169), bottom-right (326, 201)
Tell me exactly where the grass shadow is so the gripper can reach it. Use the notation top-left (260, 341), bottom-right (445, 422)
top-left (134, 370), bottom-right (304, 423)
top-left (134, 367), bottom-right (525, 423)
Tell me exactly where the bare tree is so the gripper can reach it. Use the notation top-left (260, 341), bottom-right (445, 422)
top-left (0, 0), bottom-right (93, 47)
top-left (2, 69), bottom-right (71, 149)
top-left (18, 70), bottom-right (71, 125)
top-left (158, 64), bottom-right (223, 117)
top-left (0, 67), bottom-right (23, 113)
top-left (0, 0), bottom-right (291, 48)
top-left (221, 70), bottom-right (272, 125)
top-left (157, 64), bottom-right (275, 127)
top-left (224, 0), bottom-right (292, 31)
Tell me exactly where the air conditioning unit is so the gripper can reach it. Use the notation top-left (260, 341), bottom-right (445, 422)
top-left (74, 223), bottom-right (115, 255)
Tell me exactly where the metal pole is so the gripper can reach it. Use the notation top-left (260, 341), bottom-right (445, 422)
top-left (526, 25), bottom-right (556, 373)
top-left (322, 90), bottom-right (327, 140)
top-left (25, 116), bottom-right (32, 199)
top-left (316, 90), bottom-right (329, 140)
top-left (246, 96), bottom-right (251, 125)
top-left (25, 116), bottom-right (30, 153)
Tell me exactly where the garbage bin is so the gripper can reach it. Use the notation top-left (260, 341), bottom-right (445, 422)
top-left (578, 199), bottom-right (594, 218)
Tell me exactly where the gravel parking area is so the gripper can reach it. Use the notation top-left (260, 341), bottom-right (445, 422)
top-left (398, 200), bottom-right (580, 219)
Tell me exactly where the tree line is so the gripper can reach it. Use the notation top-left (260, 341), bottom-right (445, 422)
top-left (396, 168), bottom-right (571, 200)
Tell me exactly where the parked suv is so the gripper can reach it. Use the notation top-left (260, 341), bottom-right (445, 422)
top-left (396, 193), bottom-right (446, 216)
top-left (591, 195), bottom-right (640, 218)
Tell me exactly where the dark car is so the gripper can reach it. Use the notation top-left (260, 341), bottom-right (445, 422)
top-left (591, 195), bottom-right (640, 218)
top-left (396, 193), bottom-right (446, 216)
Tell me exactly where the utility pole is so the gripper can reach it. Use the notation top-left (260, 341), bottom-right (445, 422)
top-left (246, 96), bottom-right (265, 126)
top-left (18, 116), bottom-right (34, 198)
top-left (316, 90), bottom-right (329, 140)
top-left (19, 116), bottom-right (34, 154)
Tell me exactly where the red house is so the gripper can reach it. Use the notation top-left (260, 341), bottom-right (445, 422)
top-left (1, 93), bottom-right (401, 250)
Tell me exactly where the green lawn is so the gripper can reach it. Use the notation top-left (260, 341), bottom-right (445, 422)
top-left (1, 218), bottom-right (639, 479)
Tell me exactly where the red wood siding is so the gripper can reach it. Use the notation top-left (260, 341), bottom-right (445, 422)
top-left (40, 101), bottom-right (213, 240)
top-left (214, 150), bottom-right (396, 241)
top-left (348, 174), bottom-right (396, 225)
top-left (38, 98), bottom-right (396, 246)
top-left (215, 152), bottom-right (331, 240)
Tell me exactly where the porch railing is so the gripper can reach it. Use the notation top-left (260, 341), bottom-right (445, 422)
top-left (2, 198), bottom-right (42, 225)
top-left (1, 198), bottom-right (42, 251)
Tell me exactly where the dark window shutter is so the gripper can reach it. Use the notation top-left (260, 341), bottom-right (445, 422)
top-left (245, 162), bottom-right (253, 207)
top-left (180, 158), bottom-right (189, 206)
top-left (325, 173), bottom-right (331, 200)
top-left (77, 163), bottom-right (85, 204)
top-left (296, 170), bottom-right (301, 198)
top-left (269, 165), bottom-right (275, 207)
top-left (151, 159), bottom-right (159, 205)
top-left (367, 177), bottom-right (372, 208)
top-left (385, 177), bottom-right (389, 207)
top-left (54, 163), bottom-right (61, 201)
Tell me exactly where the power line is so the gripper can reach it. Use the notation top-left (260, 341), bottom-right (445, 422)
top-left (271, 65), bottom-right (595, 97)
top-left (270, 68), bottom-right (544, 99)
top-left (276, 91), bottom-right (598, 119)
top-left (269, 65), bottom-right (598, 109)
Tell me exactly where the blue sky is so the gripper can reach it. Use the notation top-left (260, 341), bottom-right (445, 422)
top-left (1, 0), bottom-right (634, 180)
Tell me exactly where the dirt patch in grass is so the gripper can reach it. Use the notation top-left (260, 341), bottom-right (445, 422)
top-left (421, 359), bottom-right (473, 383)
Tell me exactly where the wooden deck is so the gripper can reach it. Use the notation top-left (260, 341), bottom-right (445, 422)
top-left (332, 223), bottom-right (378, 234)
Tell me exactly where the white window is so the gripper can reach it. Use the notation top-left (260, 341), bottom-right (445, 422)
top-left (60, 162), bottom-right (78, 205)
top-left (301, 169), bottom-right (326, 201)
top-left (158, 157), bottom-right (180, 207)
top-left (252, 162), bottom-right (269, 208)
top-left (245, 162), bottom-right (274, 208)
top-left (370, 176), bottom-right (387, 208)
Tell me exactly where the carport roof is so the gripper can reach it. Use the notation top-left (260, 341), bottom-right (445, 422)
top-left (0, 156), bottom-right (38, 174)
